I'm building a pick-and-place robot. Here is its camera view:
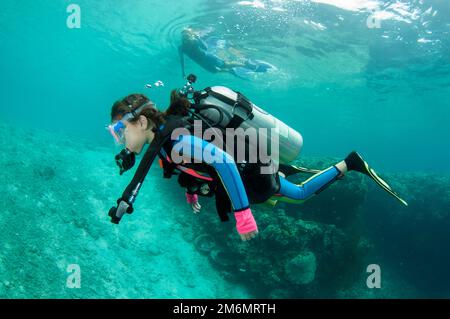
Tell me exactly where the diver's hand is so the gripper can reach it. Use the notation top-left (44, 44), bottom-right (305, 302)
top-left (234, 208), bottom-right (259, 241)
top-left (240, 230), bottom-right (259, 241)
top-left (191, 201), bottom-right (202, 214)
top-left (185, 193), bottom-right (201, 214)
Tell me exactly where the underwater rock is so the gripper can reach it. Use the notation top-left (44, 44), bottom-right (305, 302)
top-left (147, 245), bottom-right (162, 256)
top-left (268, 288), bottom-right (292, 299)
top-left (33, 165), bottom-right (56, 181)
top-left (208, 248), bottom-right (238, 271)
top-left (284, 251), bottom-right (317, 285)
top-left (295, 219), bottom-right (324, 247)
top-left (186, 184), bottom-right (368, 297)
top-left (261, 224), bottom-right (293, 247)
top-left (194, 234), bottom-right (216, 254)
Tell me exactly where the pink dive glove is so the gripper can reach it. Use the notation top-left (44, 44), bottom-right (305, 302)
top-left (185, 193), bottom-right (198, 204)
top-left (234, 208), bottom-right (258, 234)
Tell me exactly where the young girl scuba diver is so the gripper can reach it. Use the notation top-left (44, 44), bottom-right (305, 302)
top-left (106, 86), bottom-right (407, 242)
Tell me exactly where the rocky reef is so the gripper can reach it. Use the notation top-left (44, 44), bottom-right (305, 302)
top-left (0, 121), bottom-right (447, 298)
top-left (183, 156), bottom-right (374, 298)
top-left (185, 156), bottom-right (449, 298)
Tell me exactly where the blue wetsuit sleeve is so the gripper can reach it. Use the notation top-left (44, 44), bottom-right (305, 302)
top-left (172, 135), bottom-right (249, 211)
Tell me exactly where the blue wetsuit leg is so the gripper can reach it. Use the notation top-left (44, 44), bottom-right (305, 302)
top-left (278, 166), bottom-right (341, 200)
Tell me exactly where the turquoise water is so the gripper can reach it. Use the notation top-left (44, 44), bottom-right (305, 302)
top-left (1, 0), bottom-right (450, 298)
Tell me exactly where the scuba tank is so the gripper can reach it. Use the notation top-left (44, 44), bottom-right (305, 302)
top-left (190, 85), bottom-right (303, 164)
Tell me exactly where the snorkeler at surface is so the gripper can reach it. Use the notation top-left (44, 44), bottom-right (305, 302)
top-left (106, 78), bottom-right (407, 242)
top-left (180, 27), bottom-right (277, 79)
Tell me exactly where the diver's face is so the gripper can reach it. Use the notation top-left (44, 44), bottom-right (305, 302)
top-left (123, 116), bottom-right (154, 154)
top-left (182, 28), bottom-right (198, 43)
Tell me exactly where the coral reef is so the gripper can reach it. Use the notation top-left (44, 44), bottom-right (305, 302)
top-left (1, 122), bottom-right (444, 298)
top-left (183, 156), bottom-right (434, 298)
top-left (183, 156), bottom-right (372, 298)
top-left (284, 251), bottom-right (317, 285)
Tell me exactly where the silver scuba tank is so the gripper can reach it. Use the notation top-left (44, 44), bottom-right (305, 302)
top-left (193, 86), bottom-right (303, 164)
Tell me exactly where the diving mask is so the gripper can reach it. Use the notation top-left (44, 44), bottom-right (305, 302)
top-left (106, 101), bottom-right (154, 145)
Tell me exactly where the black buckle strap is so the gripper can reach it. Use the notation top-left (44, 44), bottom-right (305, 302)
top-left (194, 87), bottom-right (254, 129)
top-left (226, 92), bottom-right (254, 129)
top-left (235, 92), bottom-right (253, 115)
